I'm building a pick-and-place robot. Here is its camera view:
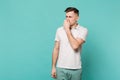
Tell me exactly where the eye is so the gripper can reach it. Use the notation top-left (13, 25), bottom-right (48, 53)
top-left (66, 16), bottom-right (68, 18)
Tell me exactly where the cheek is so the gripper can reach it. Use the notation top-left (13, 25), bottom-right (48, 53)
top-left (70, 19), bottom-right (76, 23)
top-left (69, 18), bottom-right (74, 22)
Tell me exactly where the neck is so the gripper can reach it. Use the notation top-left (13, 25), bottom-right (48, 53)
top-left (70, 23), bottom-right (78, 29)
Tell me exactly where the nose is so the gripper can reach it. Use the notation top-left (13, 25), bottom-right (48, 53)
top-left (66, 16), bottom-right (69, 19)
top-left (66, 17), bottom-right (69, 21)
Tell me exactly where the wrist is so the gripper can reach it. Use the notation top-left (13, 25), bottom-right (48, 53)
top-left (65, 29), bottom-right (71, 34)
top-left (52, 65), bottom-right (56, 69)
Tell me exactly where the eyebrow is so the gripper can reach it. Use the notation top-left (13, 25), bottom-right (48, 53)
top-left (66, 16), bottom-right (72, 17)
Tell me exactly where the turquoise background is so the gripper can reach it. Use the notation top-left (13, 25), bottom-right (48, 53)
top-left (0, 0), bottom-right (120, 80)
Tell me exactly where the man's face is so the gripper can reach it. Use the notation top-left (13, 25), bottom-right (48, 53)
top-left (65, 11), bottom-right (79, 26)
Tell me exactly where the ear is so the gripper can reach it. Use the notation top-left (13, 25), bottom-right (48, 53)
top-left (76, 16), bottom-right (79, 21)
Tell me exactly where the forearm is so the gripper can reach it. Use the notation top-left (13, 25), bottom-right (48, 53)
top-left (65, 29), bottom-right (80, 50)
top-left (52, 51), bottom-right (58, 68)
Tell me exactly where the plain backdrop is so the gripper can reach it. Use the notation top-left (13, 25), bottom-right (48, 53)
top-left (0, 0), bottom-right (120, 80)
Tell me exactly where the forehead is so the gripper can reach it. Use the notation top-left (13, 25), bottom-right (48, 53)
top-left (66, 11), bottom-right (77, 16)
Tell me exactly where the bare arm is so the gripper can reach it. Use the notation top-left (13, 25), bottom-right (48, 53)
top-left (64, 20), bottom-right (84, 51)
top-left (65, 29), bottom-right (84, 51)
top-left (51, 41), bottom-right (60, 78)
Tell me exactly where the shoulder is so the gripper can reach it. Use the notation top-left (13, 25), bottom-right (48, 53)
top-left (78, 25), bottom-right (88, 32)
top-left (56, 26), bottom-right (64, 32)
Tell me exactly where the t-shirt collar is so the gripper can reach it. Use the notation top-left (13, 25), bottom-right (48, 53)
top-left (71, 24), bottom-right (80, 29)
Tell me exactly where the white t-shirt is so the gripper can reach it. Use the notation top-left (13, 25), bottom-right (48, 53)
top-left (55, 25), bottom-right (88, 69)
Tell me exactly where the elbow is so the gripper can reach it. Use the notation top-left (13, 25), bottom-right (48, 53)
top-left (72, 44), bottom-right (82, 52)
top-left (72, 42), bottom-right (83, 52)
top-left (72, 45), bottom-right (79, 52)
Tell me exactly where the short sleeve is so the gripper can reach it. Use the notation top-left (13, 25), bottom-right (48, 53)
top-left (77, 28), bottom-right (88, 41)
top-left (55, 29), bottom-right (60, 41)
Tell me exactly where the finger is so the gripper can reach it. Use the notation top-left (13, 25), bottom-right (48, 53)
top-left (51, 74), bottom-right (54, 78)
top-left (54, 72), bottom-right (57, 78)
top-left (52, 74), bottom-right (56, 78)
top-left (67, 19), bottom-right (70, 23)
top-left (51, 72), bottom-right (56, 78)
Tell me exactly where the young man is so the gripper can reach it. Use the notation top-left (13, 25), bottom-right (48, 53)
top-left (51, 7), bottom-right (88, 80)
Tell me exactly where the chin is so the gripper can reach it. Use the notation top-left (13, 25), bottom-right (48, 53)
top-left (70, 24), bottom-right (74, 26)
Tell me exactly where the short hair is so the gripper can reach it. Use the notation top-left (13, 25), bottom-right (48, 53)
top-left (64, 7), bottom-right (79, 16)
